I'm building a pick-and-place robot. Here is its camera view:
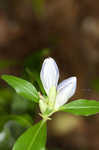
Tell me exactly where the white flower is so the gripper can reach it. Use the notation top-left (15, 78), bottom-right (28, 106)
top-left (40, 57), bottom-right (77, 110)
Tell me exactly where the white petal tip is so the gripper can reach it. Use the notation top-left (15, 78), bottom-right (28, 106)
top-left (68, 76), bottom-right (77, 88)
top-left (44, 57), bottom-right (54, 62)
top-left (72, 76), bottom-right (77, 83)
top-left (70, 76), bottom-right (77, 81)
top-left (70, 76), bottom-right (77, 92)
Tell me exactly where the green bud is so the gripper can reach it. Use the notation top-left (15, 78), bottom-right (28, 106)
top-left (39, 99), bottom-right (47, 114)
top-left (48, 86), bottom-right (56, 107)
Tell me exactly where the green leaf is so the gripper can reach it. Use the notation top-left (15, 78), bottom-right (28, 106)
top-left (26, 68), bottom-right (45, 95)
top-left (60, 99), bottom-right (99, 116)
top-left (2, 75), bottom-right (39, 103)
top-left (13, 120), bottom-right (47, 150)
top-left (11, 93), bottom-right (37, 114)
top-left (0, 115), bottom-right (33, 131)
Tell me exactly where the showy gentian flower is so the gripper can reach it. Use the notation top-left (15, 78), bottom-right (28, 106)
top-left (39, 57), bottom-right (77, 116)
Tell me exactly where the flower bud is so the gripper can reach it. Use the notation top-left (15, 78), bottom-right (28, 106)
top-left (48, 86), bottom-right (56, 107)
top-left (39, 99), bottom-right (47, 114)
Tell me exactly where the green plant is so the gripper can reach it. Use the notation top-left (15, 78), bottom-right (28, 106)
top-left (2, 57), bottom-right (99, 150)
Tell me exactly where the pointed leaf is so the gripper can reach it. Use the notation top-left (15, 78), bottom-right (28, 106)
top-left (2, 75), bottom-right (39, 103)
top-left (13, 121), bottom-right (47, 150)
top-left (60, 99), bottom-right (99, 116)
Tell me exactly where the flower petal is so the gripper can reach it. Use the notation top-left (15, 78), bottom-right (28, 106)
top-left (40, 57), bottom-right (59, 95)
top-left (55, 77), bottom-right (77, 109)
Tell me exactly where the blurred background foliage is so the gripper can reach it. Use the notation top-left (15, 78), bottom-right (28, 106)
top-left (0, 0), bottom-right (99, 150)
